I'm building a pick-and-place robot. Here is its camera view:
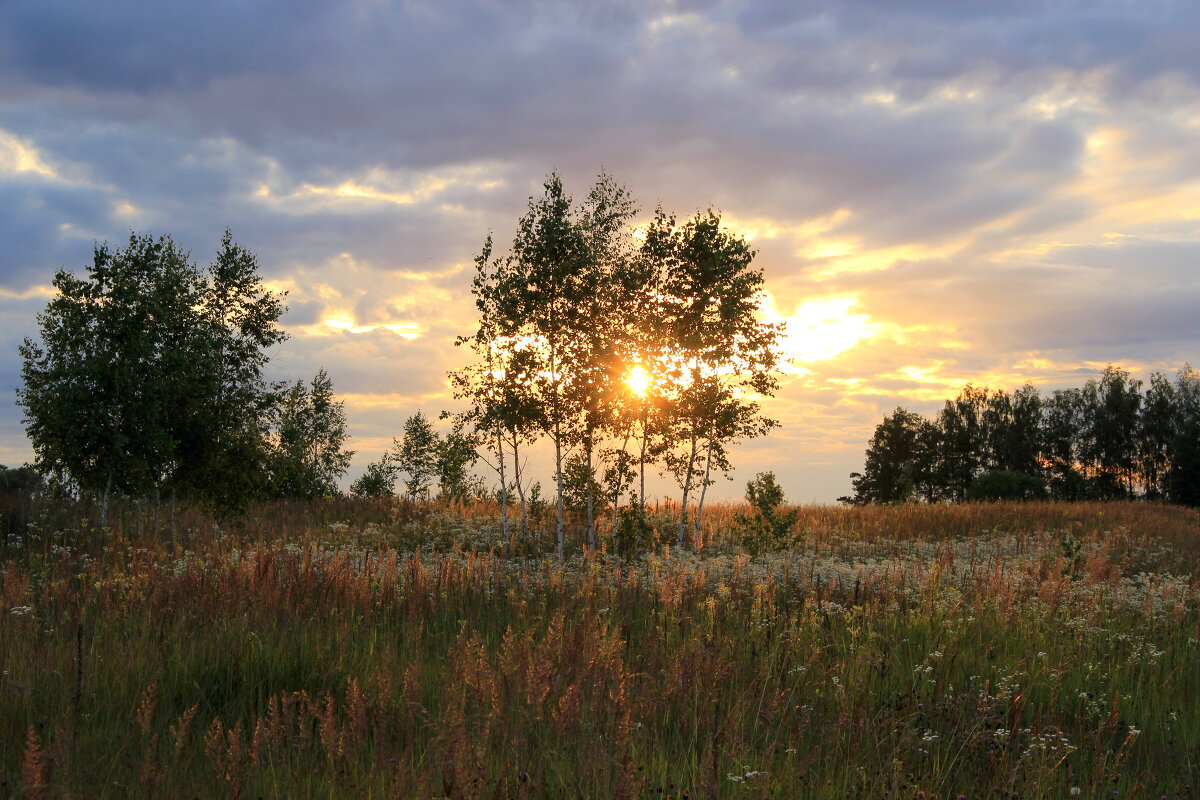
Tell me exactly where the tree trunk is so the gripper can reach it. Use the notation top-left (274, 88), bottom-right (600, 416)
top-left (677, 431), bottom-right (699, 550)
top-left (496, 421), bottom-right (508, 554)
top-left (550, 343), bottom-right (565, 559)
top-left (101, 471), bottom-right (113, 525)
top-left (584, 438), bottom-right (595, 550)
top-left (554, 423), bottom-right (565, 559)
top-left (694, 432), bottom-right (716, 544)
top-left (638, 404), bottom-right (648, 515)
top-left (511, 434), bottom-right (530, 538)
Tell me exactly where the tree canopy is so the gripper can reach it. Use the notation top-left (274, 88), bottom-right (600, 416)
top-left (843, 365), bottom-right (1200, 507)
top-left (18, 231), bottom-right (353, 511)
top-left (450, 172), bottom-right (782, 553)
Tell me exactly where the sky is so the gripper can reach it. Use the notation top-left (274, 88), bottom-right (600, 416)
top-left (1, 0), bottom-right (1198, 503)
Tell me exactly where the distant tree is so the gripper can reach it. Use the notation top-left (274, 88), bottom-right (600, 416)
top-left (848, 365), bottom-right (1200, 506)
top-left (0, 464), bottom-right (44, 495)
top-left (1080, 365), bottom-right (1142, 498)
top-left (966, 470), bottom-right (1047, 501)
top-left (436, 416), bottom-right (480, 501)
top-left (394, 411), bottom-right (440, 499)
top-left (1040, 387), bottom-right (1090, 500)
top-left (983, 384), bottom-right (1043, 476)
top-left (350, 457), bottom-right (399, 498)
top-left (936, 384), bottom-right (989, 501)
top-left (1167, 365), bottom-right (1200, 507)
top-left (1138, 372), bottom-right (1176, 501)
top-left (266, 369), bottom-right (353, 499)
top-left (17, 231), bottom-right (287, 515)
top-left (841, 408), bottom-right (925, 505)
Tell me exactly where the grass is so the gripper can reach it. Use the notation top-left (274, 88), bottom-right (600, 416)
top-left (1, 496), bottom-right (1198, 798)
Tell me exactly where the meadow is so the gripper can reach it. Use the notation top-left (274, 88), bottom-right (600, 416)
top-left (1, 497), bottom-right (1198, 798)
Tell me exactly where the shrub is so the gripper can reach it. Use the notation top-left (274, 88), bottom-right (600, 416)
top-left (967, 470), bottom-right (1048, 501)
top-left (734, 471), bottom-right (802, 554)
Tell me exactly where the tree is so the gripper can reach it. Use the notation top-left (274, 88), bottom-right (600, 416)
top-left (456, 171), bottom-right (639, 556)
top-left (17, 231), bottom-right (287, 515)
top-left (436, 416), bottom-right (480, 502)
top-left (1080, 365), bottom-right (1142, 498)
top-left (393, 411), bottom-right (440, 499)
top-left (173, 232), bottom-right (288, 509)
top-left (652, 209), bottom-right (782, 546)
top-left (735, 471), bottom-right (801, 554)
top-left (841, 408), bottom-right (925, 505)
top-left (983, 384), bottom-right (1043, 476)
top-left (1167, 365), bottom-right (1200, 507)
top-left (266, 369), bottom-right (354, 499)
top-left (350, 457), bottom-right (399, 498)
top-left (966, 470), bottom-right (1047, 501)
top-left (1041, 387), bottom-right (1090, 500)
top-left (0, 464), bottom-right (44, 496)
top-left (936, 384), bottom-right (989, 501)
top-left (1139, 372), bottom-right (1176, 500)
top-left (846, 365), bottom-right (1199, 506)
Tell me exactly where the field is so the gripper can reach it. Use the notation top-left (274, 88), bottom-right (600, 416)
top-left (1, 498), bottom-right (1198, 798)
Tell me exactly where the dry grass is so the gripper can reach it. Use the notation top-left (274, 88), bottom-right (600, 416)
top-left (1, 497), bottom-right (1198, 797)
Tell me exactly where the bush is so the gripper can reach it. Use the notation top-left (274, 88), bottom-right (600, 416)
top-left (734, 471), bottom-right (802, 554)
top-left (966, 470), bottom-right (1048, 501)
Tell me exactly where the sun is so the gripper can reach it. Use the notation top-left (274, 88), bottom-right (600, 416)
top-left (625, 364), bottom-right (651, 397)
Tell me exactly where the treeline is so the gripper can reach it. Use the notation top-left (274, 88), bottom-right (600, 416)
top-left (842, 365), bottom-right (1200, 506)
top-left (18, 232), bottom-right (354, 515)
top-left (354, 172), bottom-right (783, 555)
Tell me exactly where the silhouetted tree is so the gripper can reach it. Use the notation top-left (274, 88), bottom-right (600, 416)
top-left (1080, 366), bottom-right (1142, 498)
top-left (1167, 365), bottom-right (1200, 507)
top-left (846, 365), bottom-right (1200, 507)
top-left (842, 408), bottom-right (925, 504)
top-left (350, 457), bottom-right (399, 498)
top-left (1139, 372), bottom-right (1176, 501)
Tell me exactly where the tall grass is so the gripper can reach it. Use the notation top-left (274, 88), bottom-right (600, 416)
top-left (1, 497), bottom-right (1198, 797)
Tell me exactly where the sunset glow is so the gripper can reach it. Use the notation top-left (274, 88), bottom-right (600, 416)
top-left (625, 364), bottom-right (651, 397)
top-left (764, 295), bottom-right (879, 368)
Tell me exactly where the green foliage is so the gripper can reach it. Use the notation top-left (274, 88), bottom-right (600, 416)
top-left (451, 172), bottom-right (783, 555)
top-left (17, 230), bottom-right (287, 512)
top-left (734, 471), bottom-right (801, 554)
top-left (388, 412), bottom-right (481, 502)
top-left (842, 408), bottom-right (925, 505)
top-left (348, 458), bottom-right (398, 498)
top-left (435, 417), bottom-right (480, 501)
top-left (0, 464), bottom-right (44, 495)
top-left (265, 369), bottom-right (354, 499)
top-left (647, 208), bottom-right (782, 546)
top-left (612, 502), bottom-right (656, 556)
top-left (847, 365), bottom-right (1200, 507)
top-left (394, 411), bottom-right (439, 498)
top-left (562, 452), bottom-right (604, 511)
top-left (966, 470), bottom-right (1048, 501)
